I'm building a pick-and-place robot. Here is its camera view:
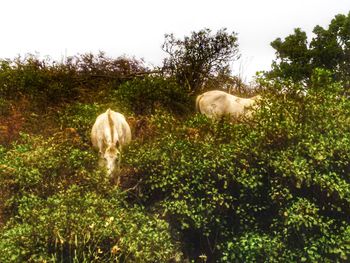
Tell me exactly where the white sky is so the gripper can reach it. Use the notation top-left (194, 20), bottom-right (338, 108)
top-left (0, 0), bottom-right (349, 82)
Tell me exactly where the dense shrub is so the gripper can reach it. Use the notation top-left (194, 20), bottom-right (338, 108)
top-left (58, 102), bottom-right (105, 140)
top-left (0, 187), bottom-right (181, 262)
top-left (0, 132), bottom-right (99, 219)
top-left (125, 69), bottom-right (350, 262)
top-left (0, 132), bottom-right (181, 262)
top-left (0, 56), bottom-right (78, 107)
top-left (125, 117), bottom-right (262, 261)
top-left (1, 43), bottom-right (350, 262)
top-left (0, 53), bottom-right (146, 110)
top-left (115, 76), bottom-right (192, 115)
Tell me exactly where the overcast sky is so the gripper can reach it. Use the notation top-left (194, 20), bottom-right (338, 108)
top-left (1, 0), bottom-right (349, 82)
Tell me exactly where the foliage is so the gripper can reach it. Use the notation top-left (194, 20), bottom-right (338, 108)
top-left (0, 53), bottom-right (146, 110)
top-left (0, 55), bottom-right (78, 107)
top-left (310, 13), bottom-right (350, 83)
top-left (1, 20), bottom-right (350, 262)
top-left (57, 102), bottom-right (106, 140)
top-left (268, 12), bottom-right (350, 87)
top-left (0, 132), bottom-right (99, 218)
top-left (162, 28), bottom-right (240, 94)
top-left (71, 52), bottom-right (146, 78)
top-left (0, 133), bottom-right (181, 262)
top-left (270, 28), bottom-right (312, 83)
top-left (219, 232), bottom-right (284, 263)
top-left (116, 76), bottom-right (192, 115)
top-left (125, 70), bottom-right (350, 261)
top-left (0, 187), bottom-right (180, 263)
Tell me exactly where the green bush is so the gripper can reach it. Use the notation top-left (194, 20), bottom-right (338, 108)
top-left (1, 46), bottom-right (350, 263)
top-left (125, 69), bottom-right (350, 261)
top-left (0, 186), bottom-right (181, 263)
top-left (219, 232), bottom-right (284, 263)
top-left (125, 117), bottom-right (259, 260)
top-left (0, 133), bottom-right (181, 262)
top-left (115, 76), bottom-right (192, 115)
top-left (0, 53), bottom-right (146, 110)
top-left (0, 56), bottom-right (79, 107)
top-left (0, 132), bottom-right (101, 217)
top-left (58, 102), bottom-right (105, 140)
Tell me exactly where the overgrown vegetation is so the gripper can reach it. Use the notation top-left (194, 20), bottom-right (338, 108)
top-left (125, 68), bottom-right (350, 262)
top-left (0, 133), bottom-right (180, 262)
top-left (115, 76), bottom-right (191, 115)
top-left (1, 15), bottom-right (350, 262)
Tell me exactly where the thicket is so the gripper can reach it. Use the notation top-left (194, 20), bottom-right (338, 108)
top-left (0, 133), bottom-right (181, 262)
top-left (125, 69), bottom-right (350, 262)
top-left (0, 52), bottom-right (146, 106)
top-left (0, 18), bottom-right (350, 262)
top-left (115, 76), bottom-right (191, 115)
top-left (0, 53), bottom-right (185, 262)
